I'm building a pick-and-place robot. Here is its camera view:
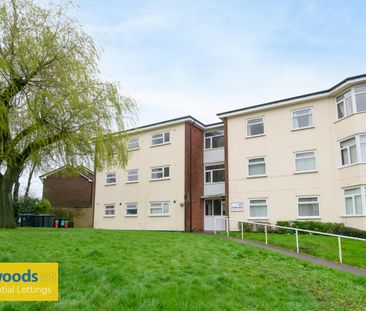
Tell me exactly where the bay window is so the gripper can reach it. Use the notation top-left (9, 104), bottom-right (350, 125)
top-left (340, 134), bottom-right (366, 166)
top-left (336, 85), bottom-right (366, 120)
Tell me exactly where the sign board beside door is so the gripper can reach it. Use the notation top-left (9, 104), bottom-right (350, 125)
top-left (231, 202), bottom-right (244, 212)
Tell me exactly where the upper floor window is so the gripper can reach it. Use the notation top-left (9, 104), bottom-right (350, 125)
top-left (150, 166), bottom-right (170, 180)
top-left (126, 203), bottom-right (138, 216)
top-left (297, 196), bottom-right (320, 218)
top-left (246, 117), bottom-right (264, 137)
top-left (151, 132), bottom-right (170, 146)
top-left (292, 107), bottom-right (313, 130)
top-left (127, 137), bottom-right (139, 150)
top-left (249, 199), bottom-right (268, 219)
top-left (248, 157), bottom-right (266, 177)
top-left (126, 169), bottom-right (139, 183)
top-left (106, 172), bottom-right (116, 185)
top-left (340, 134), bottom-right (366, 166)
top-left (104, 204), bottom-right (115, 217)
top-left (294, 151), bottom-right (316, 173)
top-left (336, 85), bottom-right (366, 120)
top-left (205, 164), bottom-right (225, 183)
top-left (344, 186), bottom-right (366, 216)
top-left (205, 130), bottom-right (224, 149)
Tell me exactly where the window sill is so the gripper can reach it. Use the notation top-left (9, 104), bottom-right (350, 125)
top-left (125, 215), bottom-right (138, 218)
top-left (150, 178), bottom-right (171, 182)
top-left (204, 147), bottom-right (224, 151)
top-left (294, 170), bottom-right (318, 175)
top-left (247, 175), bottom-right (267, 179)
top-left (297, 216), bottom-right (321, 220)
top-left (150, 142), bottom-right (171, 148)
top-left (246, 134), bottom-right (265, 139)
top-left (103, 215), bottom-right (115, 218)
top-left (105, 183), bottom-right (116, 186)
top-left (127, 148), bottom-right (140, 152)
top-left (126, 181), bottom-right (139, 184)
top-left (149, 214), bottom-right (170, 217)
top-left (291, 126), bottom-right (315, 132)
top-left (205, 182), bottom-right (225, 185)
top-left (248, 217), bottom-right (268, 220)
top-left (341, 215), bottom-right (366, 218)
top-left (339, 162), bottom-right (366, 169)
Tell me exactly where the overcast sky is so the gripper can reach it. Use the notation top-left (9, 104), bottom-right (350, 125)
top-left (28, 0), bottom-right (366, 196)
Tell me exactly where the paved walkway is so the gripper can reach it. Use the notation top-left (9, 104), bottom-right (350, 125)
top-left (210, 233), bottom-right (366, 277)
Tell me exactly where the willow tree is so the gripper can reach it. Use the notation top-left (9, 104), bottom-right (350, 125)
top-left (0, 0), bottom-right (136, 227)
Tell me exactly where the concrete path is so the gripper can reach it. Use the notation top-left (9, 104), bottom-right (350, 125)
top-left (211, 233), bottom-right (366, 277)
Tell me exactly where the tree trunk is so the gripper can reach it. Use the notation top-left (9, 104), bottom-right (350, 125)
top-left (25, 163), bottom-right (36, 197)
top-left (0, 168), bottom-right (22, 228)
top-left (13, 179), bottom-right (20, 202)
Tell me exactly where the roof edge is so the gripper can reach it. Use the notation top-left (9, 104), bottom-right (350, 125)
top-left (217, 73), bottom-right (366, 118)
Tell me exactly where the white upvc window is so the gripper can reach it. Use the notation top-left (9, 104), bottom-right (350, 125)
top-left (126, 169), bottom-right (139, 183)
top-left (126, 203), bottom-right (138, 216)
top-left (340, 134), bottom-right (366, 166)
top-left (151, 131), bottom-right (170, 146)
top-left (149, 202), bottom-right (170, 216)
top-left (292, 107), bottom-right (313, 130)
top-left (150, 166), bottom-right (170, 180)
top-left (336, 85), bottom-right (366, 120)
top-left (249, 199), bottom-right (268, 219)
top-left (105, 172), bottom-right (116, 185)
top-left (294, 151), bottom-right (317, 173)
top-left (205, 163), bottom-right (225, 183)
top-left (248, 157), bottom-right (266, 177)
top-left (127, 137), bottom-right (139, 150)
top-left (246, 117), bottom-right (264, 137)
top-left (104, 204), bottom-right (115, 217)
top-left (344, 186), bottom-right (366, 216)
top-left (297, 196), bottom-right (320, 218)
top-left (205, 130), bottom-right (224, 149)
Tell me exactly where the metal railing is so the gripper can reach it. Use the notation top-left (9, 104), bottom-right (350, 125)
top-left (213, 217), bottom-right (366, 264)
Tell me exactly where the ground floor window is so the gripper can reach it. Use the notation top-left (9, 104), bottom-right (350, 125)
top-left (149, 202), bottom-right (170, 216)
top-left (104, 204), bottom-right (115, 217)
top-left (205, 199), bottom-right (225, 216)
top-left (344, 186), bottom-right (366, 216)
top-left (126, 203), bottom-right (138, 216)
top-left (297, 196), bottom-right (320, 218)
top-left (249, 199), bottom-right (267, 219)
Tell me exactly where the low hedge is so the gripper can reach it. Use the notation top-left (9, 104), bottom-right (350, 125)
top-left (276, 220), bottom-right (366, 239)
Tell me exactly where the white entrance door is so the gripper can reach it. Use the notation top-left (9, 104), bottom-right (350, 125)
top-left (204, 199), bottom-right (226, 231)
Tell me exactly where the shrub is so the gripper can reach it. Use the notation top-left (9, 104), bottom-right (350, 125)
top-left (36, 199), bottom-right (52, 214)
top-left (275, 220), bottom-right (366, 239)
top-left (13, 197), bottom-right (52, 217)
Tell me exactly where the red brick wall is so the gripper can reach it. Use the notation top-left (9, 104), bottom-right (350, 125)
top-left (43, 169), bottom-right (93, 227)
top-left (185, 123), bottom-right (204, 232)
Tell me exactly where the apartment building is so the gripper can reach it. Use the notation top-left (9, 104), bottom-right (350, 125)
top-left (218, 74), bottom-right (366, 231)
top-left (94, 74), bottom-right (366, 231)
top-left (93, 116), bottom-right (206, 231)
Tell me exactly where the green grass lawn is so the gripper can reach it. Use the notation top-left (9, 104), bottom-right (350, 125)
top-left (224, 231), bottom-right (366, 269)
top-left (0, 229), bottom-right (365, 311)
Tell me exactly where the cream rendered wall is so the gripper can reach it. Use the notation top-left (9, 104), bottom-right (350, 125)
top-left (94, 123), bottom-right (186, 231)
top-left (227, 96), bottom-right (366, 231)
